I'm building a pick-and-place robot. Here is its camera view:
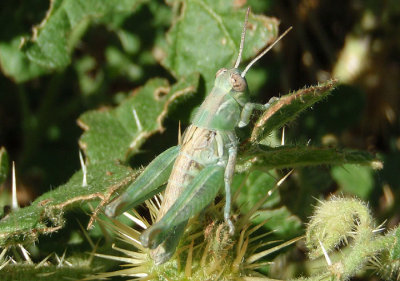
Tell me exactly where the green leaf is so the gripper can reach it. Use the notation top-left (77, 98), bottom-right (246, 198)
top-left (232, 170), bottom-right (301, 238)
top-left (0, 0), bottom-right (147, 82)
top-left (163, 0), bottom-right (279, 93)
top-left (0, 38), bottom-right (49, 83)
top-left (74, 55), bottom-right (104, 95)
top-left (251, 79), bottom-right (338, 143)
top-left (237, 145), bottom-right (381, 172)
top-left (0, 162), bottom-right (134, 247)
top-left (252, 206), bottom-right (302, 238)
top-left (233, 170), bottom-right (280, 210)
top-left (331, 164), bottom-right (374, 199)
top-left (22, 0), bottom-right (145, 69)
top-left (78, 74), bottom-right (199, 163)
top-left (288, 167), bottom-right (334, 220)
top-left (105, 46), bottom-right (142, 81)
top-left (0, 147), bottom-right (8, 185)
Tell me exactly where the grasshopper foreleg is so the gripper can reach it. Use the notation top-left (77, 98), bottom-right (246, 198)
top-left (105, 145), bottom-right (180, 217)
top-left (238, 97), bottom-right (279, 128)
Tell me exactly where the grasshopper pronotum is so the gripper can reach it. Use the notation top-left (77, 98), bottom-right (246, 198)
top-left (105, 8), bottom-right (291, 264)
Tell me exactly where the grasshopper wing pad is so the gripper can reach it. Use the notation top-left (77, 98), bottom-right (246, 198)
top-left (105, 145), bottom-right (180, 217)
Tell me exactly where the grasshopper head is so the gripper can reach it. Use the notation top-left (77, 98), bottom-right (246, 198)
top-left (211, 8), bottom-right (291, 97)
top-left (215, 67), bottom-right (248, 93)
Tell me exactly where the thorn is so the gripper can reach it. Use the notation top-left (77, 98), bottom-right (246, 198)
top-left (0, 258), bottom-right (11, 270)
top-left (153, 194), bottom-right (163, 210)
top-left (132, 107), bottom-right (143, 132)
top-left (0, 248), bottom-right (7, 261)
top-left (77, 219), bottom-right (94, 249)
top-left (281, 127), bottom-right (285, 146)
top-left (11, 162), bottom-right (19, 210)
top-left (373, 220), bottom-right (386, 233)
top-left (87, 239), bottom-right (101, 266)
top-left (55, 253), bottom-right (60, 266)
top-left (277, 169), bottom-right (293, 186)
top-left (319, 239), bottom-right (332, 266)
top-left (79, 151), bottom-right (87, 187)
top-left (56, 251), bottom-right (69, 267)
top-left (178, 121), bottom-right (182, 145)
top-left (35, 253), bottom-right (52, 268)
top-left (123, 212), bottom-right (147, 229)
top-left (18, 244), bottom-right (32, 264)
top-left (185, 239), bottom-right (194, 277)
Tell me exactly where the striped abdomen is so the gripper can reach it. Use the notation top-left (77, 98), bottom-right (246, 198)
top-left (156, 125), bottom-right (223, 220)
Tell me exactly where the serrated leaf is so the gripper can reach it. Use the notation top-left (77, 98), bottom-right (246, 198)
top-left (251, 79), bottom-right (338, 143)
top-left (0, 147), bottom-right (8, 185)
top-left (237, 145), bottom-right (380, 172)
top-left (163, 0), bottom-right (279, 93)
top-left (22, 0), bottom-right (145, 69)
top-left (78, 74), bottom-right (199, 163)
top-left (0, 162), bottom-right (134, 247)
top-left (0, 262), bottom-right (97, 281)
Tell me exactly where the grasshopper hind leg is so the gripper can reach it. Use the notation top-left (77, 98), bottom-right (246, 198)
top-left (140, 164), bottom-right (225, 260)
top-left (150, 222), bottom-right (186, 265)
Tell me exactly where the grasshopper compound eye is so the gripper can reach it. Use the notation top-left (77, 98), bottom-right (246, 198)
top-left (230, 73), bottom-right (247, 92)
top-left (216, 68), bottom-right (228, 77)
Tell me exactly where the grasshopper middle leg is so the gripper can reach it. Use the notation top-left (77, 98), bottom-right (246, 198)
top-left (223, 133), bottom-right (238, 235)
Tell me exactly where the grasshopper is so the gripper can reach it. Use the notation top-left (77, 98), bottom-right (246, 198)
top-left (105, 9), bottom-right (291, 264)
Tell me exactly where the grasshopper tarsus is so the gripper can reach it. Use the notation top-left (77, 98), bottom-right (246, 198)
top-left (266, 96), bottom-right (279, 107)
top-left (226, 219), bottom-right (235, 236)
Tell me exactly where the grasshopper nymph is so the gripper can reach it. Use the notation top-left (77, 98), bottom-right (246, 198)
top-left (105, 8), bottom-right (292, 264)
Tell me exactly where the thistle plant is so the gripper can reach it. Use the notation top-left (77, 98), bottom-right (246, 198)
top-left (90, 187), bottom-right (302, 281)
top-left (293, 197), bottom-right (400, 281)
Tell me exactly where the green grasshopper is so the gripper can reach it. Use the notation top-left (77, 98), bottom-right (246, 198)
top-left (105, 9), bottom-right (291, 264)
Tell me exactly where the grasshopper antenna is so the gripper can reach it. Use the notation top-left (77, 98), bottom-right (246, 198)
top-left (234, 7), bottom-right (250, 68)
top-left (241, 26), bottom-right (293, 77)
